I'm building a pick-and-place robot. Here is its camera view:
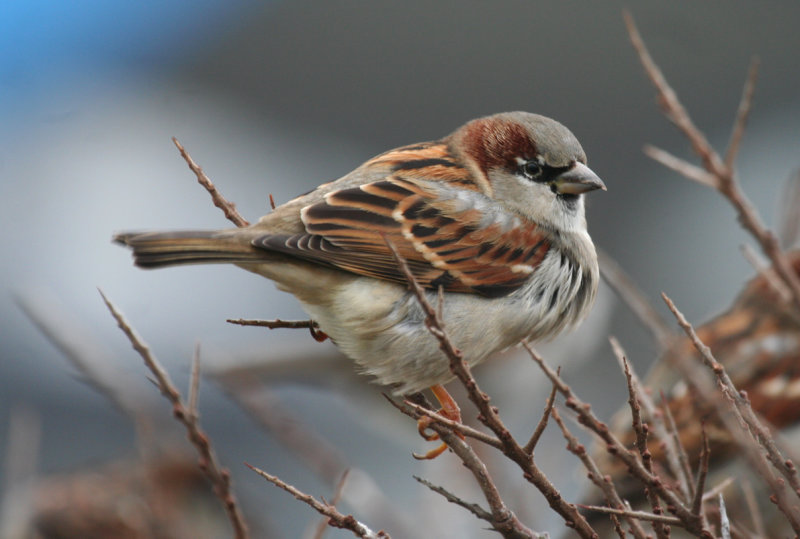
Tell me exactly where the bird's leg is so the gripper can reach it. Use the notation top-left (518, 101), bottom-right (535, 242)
top-left (413, 384), bottom-right (463, 460)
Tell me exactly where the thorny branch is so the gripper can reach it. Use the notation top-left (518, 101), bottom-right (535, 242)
top-left (550, 408), bottom-right (648, 539)
top-left (661, 292), bottom-right (800, 534)
top-left (524, 344), bottom-right (714, 537)
top-left (624, 11), bottom-right (800, 312)
top-left (172, 137), bottom-right (250, 228)
top-left (99, 289), bottom-right (250, 539)
top-left (246, 464), bottom-right (388, 539)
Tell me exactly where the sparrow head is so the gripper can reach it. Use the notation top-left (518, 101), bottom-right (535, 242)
top-left (452, 111), bottom-right (605, 233)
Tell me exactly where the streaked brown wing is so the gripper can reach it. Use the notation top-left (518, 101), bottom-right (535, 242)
top-left (253, 174), bottom-right (551, 297)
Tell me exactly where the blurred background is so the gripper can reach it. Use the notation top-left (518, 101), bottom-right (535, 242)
top-left (1, 1), bottom-right (799, 537)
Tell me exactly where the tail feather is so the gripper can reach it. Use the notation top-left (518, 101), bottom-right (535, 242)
top-left (114, 230), bottom-right (268, 269)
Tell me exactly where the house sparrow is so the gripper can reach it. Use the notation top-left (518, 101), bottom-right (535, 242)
top-left (115, 112), bottom-right (605, 397)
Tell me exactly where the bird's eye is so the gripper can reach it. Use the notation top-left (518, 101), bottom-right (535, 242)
top-left (521, 159), bottom-right (543, 180)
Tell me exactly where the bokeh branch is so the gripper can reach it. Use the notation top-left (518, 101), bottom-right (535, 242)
top-left (99, 289), bottom-right (249, 539)
top-left (624, 11), bottom-right (800, 312)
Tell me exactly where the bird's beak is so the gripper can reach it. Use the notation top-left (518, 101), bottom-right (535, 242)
top-left (552, 162), bottom-right (606, 195)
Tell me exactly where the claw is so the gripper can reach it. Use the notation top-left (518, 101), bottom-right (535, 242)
top-left (413, 442), bottom-right (449, 460)
top-left (413, 384), bottom-right (464, 459)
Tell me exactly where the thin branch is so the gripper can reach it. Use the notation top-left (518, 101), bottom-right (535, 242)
top-left (551, 408), bottom-right (648, 539)
top-left (620, 354), bottom-right (669, 539)
top-left (719, 493), bottom-right (732, 539)
top-left (387, 397), bottom-right (503, 450)
top-left (99, 289), bottom-right (249, 539)
top-left (662, 292), bottom-right (800, 533)
top-left (725, 57), bottom-right (760, 170)
top-left (740, 244), bottom-right (792, 304)
top-left (246, 464), bottom-right (386, 539)
top-left (579, 505), bottom-right (682, 526)
top-left (740, 479), bottom-right (766, 538)
top-left (597, 250), bottom-right (675, 350)
top-left (524, 344), bottom-right (714, 537)
top-left (172, 137), bottom-right (250, 228)
top-left (523, 378), bottom-right (558, 455)
top-left (226, 318), bottom-right (326, 341)
top-left (624, 11), bottom-right (800, 312)
top-left (188, 344), bottom-right (201, 421)
top-left (691, 425), bottom-right (710, 517)
top-left (659, 390), bottom-right (695, 501)
top-left (312, 470), bottom-right (351, 539)
top-left (642, 145), bottom-right (717, 188)
top-left (413, 476), bottom-right (494, 524)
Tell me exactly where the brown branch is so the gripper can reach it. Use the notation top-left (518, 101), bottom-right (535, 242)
top-left (387, 397), bottom-right (503, 450)
top-left (187, 344), bottom-right (201, 421)
top-left (740, 479), bottom-right (766, 538)
top-left (642, 145), bottom-right (716, 188)
top-left (691, 426), bottom-right (710, 517)
top-left (610, 337), bottom-right (692, 504)
top-left (412, 476), bottom-right (494, 527)
top-left (524, 344), bottom-right (714, 537)
top-left (725, 57), bottom-right (760, 170)
top-left (99, 289), bottom-right (249, 539)
top-left (620, 354), bottom-right (670, 539)
top-left (624, 11), bottom-right (800, 312)
top-left (412, 417), bottom-right (537, 539)
top-left (226, 318), bottom-right (325, 341)
top-left (661, 292), bottom-right (800, 533)
top-left (523, 378), bottom-right (558, 455)
top-left (659, 390), bottom-right (695, 501)
top-left (597, 250), bottom-right (675, 350)
top-left (579, 505), bottom-right (682, 526)
top-left (551, 408), bottom-right (649, 539)
top-left (172, 137), bottom-right (250, 228)
top-left (312, 470), bottom-right (351, 539)
top-left (246, 464), bottom-right (387, 539)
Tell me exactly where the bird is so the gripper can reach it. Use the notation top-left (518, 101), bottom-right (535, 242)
top-left (115, 111), bottom-right (606, 456)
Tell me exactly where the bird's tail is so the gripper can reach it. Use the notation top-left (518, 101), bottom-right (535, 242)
top-left (113, 230), bottom-right (268, 269)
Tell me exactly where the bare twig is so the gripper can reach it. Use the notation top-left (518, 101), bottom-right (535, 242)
top-left (226, 318), bottom-right (325, 341)
top-left (621, 354), bottom-right (669, 539)
top-left (312, 470), bottom-right (351, 539)
top-left (740, 244), bottom-right (792, 304)
top-left (247, 464), bottom-right (386, 539)
top-left (659, 390), bottom-right (695, 501)
top-left (691, 426), bottom-right (710, 517)
top-left (523, 378), bottom-right (558, 455)
top-left (597, 250), bottom-right (675, 350)
top-left (413, 476), bottom-right (494, 525)
top-left (662, 292), bottom-right (800, 533)
top-left (724, 57), bottom-right (760, 170)
top-left (610, 337), bottom-right (692, 505)
top-left (741, 479), bottom-right (766, 538)
top-left (412, 417), bottom-right (537, 539)
top-left (172, 137), bottom-right (250, 228)
top-left (778, 169), bottom-right (800, 249)
top-left (642, 146), bottom-right (716, 188)
top-left (387, 397), bottom-right (503, 450)
top-left (551, 408), bottom-right (648, 539)
top-left (624, 11), bottom-right (800, 312)
top-left (578, 505), bottom-right (682, 526)
top-left (525, 344), bottom-right (714, 537)
top-left (99, 289), bottom-right (249, 539)
top-left (188, 344), bottom-right (201, 421)
top-left (719, 493), bottom-right (732, 539)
